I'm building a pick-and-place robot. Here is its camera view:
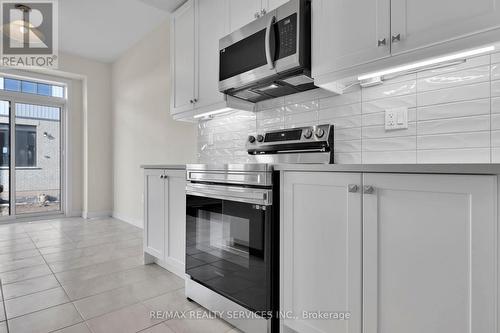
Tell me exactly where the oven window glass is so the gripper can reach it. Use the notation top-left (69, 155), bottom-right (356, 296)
top-left (186, 195), bottom-right (271, 312)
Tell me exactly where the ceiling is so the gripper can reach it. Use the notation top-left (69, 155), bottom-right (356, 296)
top-left (59, 0), bottom-right (186, 62)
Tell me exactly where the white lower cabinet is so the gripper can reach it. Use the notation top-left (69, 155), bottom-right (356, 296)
top-left (281, 171), bottom-right (498, 333)
top-left (281, 172), bottom-right (363, 333)
top-left (144, 168), bottom-right (186, 278)
top-left (362, 173), bottom-right (497, 333)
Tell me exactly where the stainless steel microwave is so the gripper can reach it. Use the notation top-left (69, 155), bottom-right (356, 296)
top-left (219, 0), bottom-right (315, 103)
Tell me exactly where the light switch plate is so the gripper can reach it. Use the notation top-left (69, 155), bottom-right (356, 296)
top-left (385, 107), bottom-right (408, 130)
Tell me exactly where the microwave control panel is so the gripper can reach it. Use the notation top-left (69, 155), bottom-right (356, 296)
top-left (276, 13), bottom-right (297, 60)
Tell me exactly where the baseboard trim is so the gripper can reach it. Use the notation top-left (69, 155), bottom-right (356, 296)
top-left (150, 256), bottom-right (186, 280)
top-left (112, 212), bottom-right (143, 228)
top-left (83, 211), bottom-right (112, 219)
top-left (68, 210), bottom-right (83, 218)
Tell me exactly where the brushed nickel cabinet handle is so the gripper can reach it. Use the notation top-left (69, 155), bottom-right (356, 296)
top-left (348, 184), bottom-right (359, 193)
top-left (377, 38), bottom-right (386, 47)
top-left (392, 33), bottom-right (401, 43)
top-left (363, 185), bottom-right (375, 194)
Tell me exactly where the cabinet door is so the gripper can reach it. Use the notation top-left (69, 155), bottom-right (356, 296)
top-left (164, 170), bottom-right (186, 275)
top-left (363, 173), bottom-right (497, 333)
top-left (391, 0), bottom-right (500, 55)
top-left (282, 172), bottom-right (362, 333)
top-left (312, 0), bottom-right (390, 79)
top-left (227, 0), bottom-right (262, 32)
top-left (171, 0), bottom-right (195, 115)
top-left (263, 0), bottom-right (288, 12)
top-left (144, 170), bottom-right (166, 259)
top-left (196, 0), bottom-right (227, 109)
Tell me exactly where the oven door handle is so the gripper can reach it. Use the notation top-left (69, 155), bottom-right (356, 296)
top-left (186, 183), bottom-right (272, 206)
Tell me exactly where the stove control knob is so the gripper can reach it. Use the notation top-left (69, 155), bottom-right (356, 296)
top-left (257, 135), bottom-right (265, 143)
top-left (303, 129), bottom-right (313, 139)
top-left (248, 135), bottom-right (256, 143)
top-left (315, 128), bottom-right (325, 138)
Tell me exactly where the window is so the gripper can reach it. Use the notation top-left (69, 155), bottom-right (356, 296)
top-left (15, 125), bottom-right (36, 167)
top-left (0, 77), bottom-right (65, 98)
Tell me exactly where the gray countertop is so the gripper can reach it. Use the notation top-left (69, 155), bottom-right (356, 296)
top-left (140, 163), bottom-right (500, 175)
top-left (273, 164), bottom-right (500, 175)
top-left (141, 164), bottom-right (186, 170)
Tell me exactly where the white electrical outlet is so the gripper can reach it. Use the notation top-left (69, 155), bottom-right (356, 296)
top-left (385, 107), bottom-right (408, 130)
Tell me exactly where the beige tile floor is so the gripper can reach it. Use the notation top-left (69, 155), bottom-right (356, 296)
top-left (0, 217), bottom-right (240, 333)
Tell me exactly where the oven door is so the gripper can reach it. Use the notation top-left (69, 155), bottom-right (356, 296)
top-left (186, 184), bottom-right (273, 313)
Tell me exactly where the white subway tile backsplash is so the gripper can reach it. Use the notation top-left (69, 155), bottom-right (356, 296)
top-left (362, 123), bottom-right (416, 139)
top-left (417, 115), bottom-right (490, 135)
top-left (491, 52), bottom-right (500, 65)
top-left (334, 152), bottom-right (361, 164)
top-left (318, 103), bottom-right (361, 120)
top-left (491, 114), bottom-right (500, 130)
top-left (363, 136), bottom-right (416, 152)
top-left (417, 81), bottom-right (490, 106)
top-left (284, 111), bottom-right (318, 127)
top-left (362, 109), bottom-right (416, 127)
top-left (417, 132), bottom-right (490, 150)
top-left (492, 148), bottom-right (500, 163)
top-left (417, 66), bottom-right (490, 92)
top-left (362, 95), bottom-right (416, 114)
top-left (335, 127), bottom-right (362, 141)
top-left (284, 88), bottom-right (336, 105)
top-left (322, 115), bottom-right (362, 129)
top-left (334, 140), bottom-right (361, 153)
top-left (362, 80), bottom-right (416, 101)
top-left (284, 100), bottom-right (319, 113)
top-left (492, 97), bottom-right (500, 113)
top-left (417, 148), bottom-right (490, 163)
top-left (363, 151), bottom-right (417, 164)
top-left (198, 52), bottom-right (500, 165)
top-left (492, 130), bottom-right (500, 146)
top-left (492, 80), bottom-right (500, 97)
top-left (320, 90), bottom-right (361, 108)
top-left (417, 99), bottom-right (490, 121)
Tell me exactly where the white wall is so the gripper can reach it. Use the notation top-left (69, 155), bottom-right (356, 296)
top-left (35, 52), bottom-right (113, 217)
top-left (111, 18), bottom-right (197, 227)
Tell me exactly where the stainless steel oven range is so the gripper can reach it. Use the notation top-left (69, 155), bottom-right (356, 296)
top-left (185, 164), bottom-right (277, 333)
top-left (185, 124), bottom-right (334, 333)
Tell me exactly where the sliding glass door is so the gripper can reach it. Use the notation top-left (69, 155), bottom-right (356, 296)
top-left (0, 76), bottom-right (66, 221)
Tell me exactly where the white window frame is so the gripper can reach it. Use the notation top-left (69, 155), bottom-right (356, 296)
top-left (0, 70), bottom-right (70, 222)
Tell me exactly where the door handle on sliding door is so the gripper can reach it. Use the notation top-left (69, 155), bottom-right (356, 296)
top-left (265, 15), bottom-right (276, 69)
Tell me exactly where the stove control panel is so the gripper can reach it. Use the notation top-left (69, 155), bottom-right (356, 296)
top-left (247, 124), bottom-right (333, 146)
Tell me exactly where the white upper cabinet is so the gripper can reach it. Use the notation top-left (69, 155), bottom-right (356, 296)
top-left (282, 172), bottom-right (362, 333)
top-left (363, 173), bottom-right (497, 333)
top-left (313, 0), bottom-right (500, 85)
top-left (227, 0), bottom-right (262, 32)
top-left (171, 0), bottom-right (196, 117)
top-left (391, 0), bottom-right (500, 55)
top-left (196, 0), bottom-right (227, 109)
top-left (312, 0), bottom-right (391, 78)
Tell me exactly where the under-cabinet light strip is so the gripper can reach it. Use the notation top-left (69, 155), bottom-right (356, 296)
top-left (357, 45), bottom-right (495, 81)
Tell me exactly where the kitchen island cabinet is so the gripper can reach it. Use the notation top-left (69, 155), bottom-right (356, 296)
top-left (281, 168), bottom-right (498, 333)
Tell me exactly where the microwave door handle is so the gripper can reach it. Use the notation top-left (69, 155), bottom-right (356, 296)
top-left (265, 15), bottom-right (276, 69)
